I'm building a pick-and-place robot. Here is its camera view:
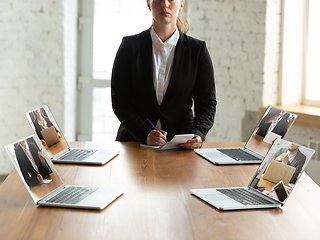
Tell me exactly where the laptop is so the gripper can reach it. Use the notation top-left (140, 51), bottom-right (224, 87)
top-left (41, 126), bottom-right (60, 147)
top-left (190, 138), bottom-right (315, 210)
top-left (194, 106), bottom-right (298, 164)
top-left (4, 135), bottom-right (123, 209)
top-left (25, 105), bottom-right (119, 164)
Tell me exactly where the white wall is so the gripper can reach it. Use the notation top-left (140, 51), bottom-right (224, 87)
top-left (188, 0), bottom-right (267, 142)
top-left (0, 0), bottom-right (77, 175)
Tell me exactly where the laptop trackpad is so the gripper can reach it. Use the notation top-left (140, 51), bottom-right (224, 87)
top-left (192, 189), bottom-right (235, 203)
top-left (205, 152), bottom-right (225, 158)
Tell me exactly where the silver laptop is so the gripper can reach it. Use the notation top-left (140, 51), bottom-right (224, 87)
top-left (25, 105), bottom-right (119, 164)
top-left (194, 106), bottom-right (298, 164)
top-left (4, 135), bottom-right (123, 209)
top-left (191, 138), bottom-right (315, 210)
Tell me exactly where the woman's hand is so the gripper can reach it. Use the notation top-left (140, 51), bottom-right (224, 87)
top-left (179, 135), bottom-right (202, 149)
top-left (146, 130), bottom-right (168, 146)
top-left (37, 174), bottom-right (44, 183)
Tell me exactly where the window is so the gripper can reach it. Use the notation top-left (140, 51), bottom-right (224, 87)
top-left (281, 0), bottom-right (320, 107)
top-left (91, 0), bottom-right (152, 141)
top-left (93, 0), bottom-right (152, 80)
top-left (305, 0), bottom-right (320, 105)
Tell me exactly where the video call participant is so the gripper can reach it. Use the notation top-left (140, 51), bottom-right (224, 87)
top-left (271, 111), bottom-right (290, 137)
top-left (30, 108), bottom-right (61, 146)
top-left (111, 0), bottom-right (216, 149)
top-left (255, 108), bottom-right (280, 138)
top-left (274, 142), bottom-right (306, 184)
top-left (14, 139), bottom-right (52, 187)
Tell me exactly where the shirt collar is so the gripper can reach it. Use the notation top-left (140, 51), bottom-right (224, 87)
top-left (20, 142), bottom-right (30, 152)
top-left (150, 26), bottom-right (180, 47)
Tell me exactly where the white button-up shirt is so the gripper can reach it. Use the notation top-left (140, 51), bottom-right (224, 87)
top-left (150, 27), bottom-right (180, 129)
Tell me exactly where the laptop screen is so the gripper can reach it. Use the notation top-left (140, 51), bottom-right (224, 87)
top-left (248, 138), bottom-right (315, 203)
top-left (25, 105), bottom-right (68, 158)
top-left (245, 106), bottom-right (298, 157)
top-left (4, 135), bottom-right (64, 203)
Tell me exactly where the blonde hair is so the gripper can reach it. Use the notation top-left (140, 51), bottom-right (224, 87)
top-left (177, 10), bottom-right (189, 33)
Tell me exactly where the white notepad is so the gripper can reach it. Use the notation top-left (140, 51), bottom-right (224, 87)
top-left (140, 134), bottom-right (194, 150)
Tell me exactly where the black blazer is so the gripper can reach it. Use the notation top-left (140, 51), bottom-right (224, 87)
top-left (32, 115), bottom-right (58, 141)
top-left (256, 122), bottom-right (272, 138)
top-left (15, 143), bottom-right (51, 187)
top-left (272, 113), bottom-right (289, 137)
top-left (111, 30), bottom-right (216, 143)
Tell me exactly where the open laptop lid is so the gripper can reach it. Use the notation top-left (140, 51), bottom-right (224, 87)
top-left (4, 135), bottom-right (64, 204)
top-left (25, 105), bottom-right (69, 158)
top-left (247, 138), bottom-right (315, 204)
top-left (244, 106), bottom-right (298, 158)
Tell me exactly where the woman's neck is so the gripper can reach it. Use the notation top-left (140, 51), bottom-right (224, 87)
top-left (153, 22), bottom-right (177, 42)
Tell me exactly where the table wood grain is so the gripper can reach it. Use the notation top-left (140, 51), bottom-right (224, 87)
top-left (0, 141), bottom-right (319, 240)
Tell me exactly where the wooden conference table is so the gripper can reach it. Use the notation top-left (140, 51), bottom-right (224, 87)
top-left (0, 141), bottom-right (320, 240)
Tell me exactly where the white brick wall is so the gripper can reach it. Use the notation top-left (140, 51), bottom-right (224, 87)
top-left (0, 0), bottom-right (67, 175)
top-left (188, 0), bottom-right (267, 142)
top-left (187, 0), bottom-right (320, 145)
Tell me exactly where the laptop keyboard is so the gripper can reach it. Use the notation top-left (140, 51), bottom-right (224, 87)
top-left (217, 188), bottom-right (275, 206)
top-left (217, 148), bottom-right (261, 161)
top-left (46, 186), bottom-right (97, 204)
top-left (58, 149), bottom-right (98, 161)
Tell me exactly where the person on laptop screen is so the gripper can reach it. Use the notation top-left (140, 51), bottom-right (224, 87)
top-left (251, 142), bottom-right (307, 191)
top-left (30, 107), bottom-right (61, 146)
top-left (111, 0), bottom-right (216, 149)
top-left (14, 139), bottom-right (52, 187)
top-left (271, 110), bottom-right (290, 137)
top-left (273, 142), bottom-right (306, 184)
top-left (255, 108), bottom-right (280, 138)
top-left (256, 109), bottom-right (294, 139)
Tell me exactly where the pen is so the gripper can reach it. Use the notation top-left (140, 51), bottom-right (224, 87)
top-left (146, 118), bottom-right (167, 142)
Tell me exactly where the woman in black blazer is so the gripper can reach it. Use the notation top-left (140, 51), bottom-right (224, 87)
top-left (111, 0), bottom-right (216, 149)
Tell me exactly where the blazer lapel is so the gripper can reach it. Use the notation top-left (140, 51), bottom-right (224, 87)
top-left (141, 30), bottom-right (160, 107)
top-left (161, 33), bottom-right (186, 107)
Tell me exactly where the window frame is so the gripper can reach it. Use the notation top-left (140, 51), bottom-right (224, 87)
top-left (280, 0), bottom-right (320, 107)
top-left (303, 0), bottom-right (320, 106)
